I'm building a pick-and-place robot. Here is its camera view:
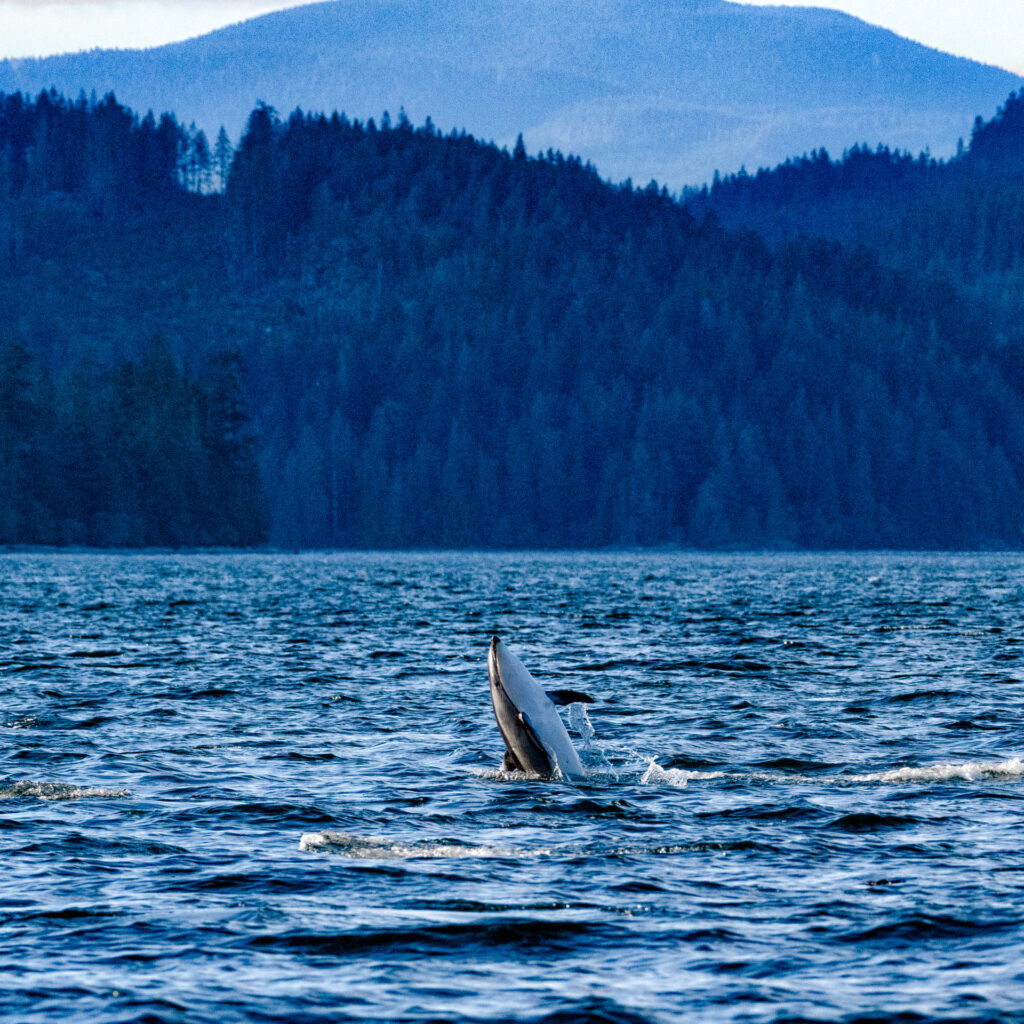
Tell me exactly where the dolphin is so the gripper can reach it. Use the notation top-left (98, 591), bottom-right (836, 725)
top-left (487, 636), bottom-right (594, 780)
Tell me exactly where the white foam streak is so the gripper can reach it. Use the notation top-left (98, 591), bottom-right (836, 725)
top-left (299, 831), bottom-right (542, 860)
top-left (640, 759), bottom-right (726, 788)
top-left (0, 780), bottom-right (130, 801)
top-left (478, 753), bottom-right (1024, 790)
top-left (5, 717), bottom-right (43, 729)
top-left (475, 767), bottom-right (545, 782)
top-left (849, 757), bottom-right (1024, 784)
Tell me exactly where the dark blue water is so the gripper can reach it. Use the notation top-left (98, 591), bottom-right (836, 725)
top-left (3, 551), bottom-right (1024, 1023)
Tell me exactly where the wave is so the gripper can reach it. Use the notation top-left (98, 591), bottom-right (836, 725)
top-left (827, 812), bottom-right (919, 832)
top-left (243, 918), bottom-right (625, 957)
top-left (848, 757), bottom-right (1024, 784)
top-left (886, 689), bottom-right (964, 703)
top-left (522, 995), bottom-right (663, 1023)
top-left (841, 912), bottom-right (1016, 945)
top-left (0, 780), bottom-right (130, 800)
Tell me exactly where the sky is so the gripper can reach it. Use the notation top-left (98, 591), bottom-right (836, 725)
top-left (0, 0), bottom-right (1022, 74)
top-left (733, 0), bottom-right (1024, 74)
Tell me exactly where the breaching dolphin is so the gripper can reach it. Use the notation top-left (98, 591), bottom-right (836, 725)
top-left (487, 636), bottom-right (594, 780)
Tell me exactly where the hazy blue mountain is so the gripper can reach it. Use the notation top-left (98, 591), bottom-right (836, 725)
top-left (1, 0), bottom-right (1021, 187)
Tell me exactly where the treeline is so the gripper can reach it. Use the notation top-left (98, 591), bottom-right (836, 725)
top-left (0, 92), bottom-right (259, 546)
top-left (690, 91), bottom-right (1024, 285)
top-left (0, 334), bottom-right (262, 546)
top-left (2, 90), bottom-right (1024, 548)
top-left (687, 92), bottom-right (1024, 398)
top-left (0, 90), bottom-right (222, 214)
top-left (222, 104), bottom-right (1024, 547)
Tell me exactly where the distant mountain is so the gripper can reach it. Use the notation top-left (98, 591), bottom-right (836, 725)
top-left (1, 0), bottom-right (1021, 187)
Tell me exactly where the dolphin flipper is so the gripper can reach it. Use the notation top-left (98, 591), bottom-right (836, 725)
top-left (502, 746), bottom-right (523, 772)
top-left (546, 689), bottom-right (595, 706)
top-left (520, 709), bottom-right (578, 779)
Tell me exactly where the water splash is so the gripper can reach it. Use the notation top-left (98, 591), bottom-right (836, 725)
top-left (568, 702), bottom-right (614, 773)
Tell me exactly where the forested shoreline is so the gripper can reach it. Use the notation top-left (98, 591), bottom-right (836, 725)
top-left (2, 90), bottom-right (1024, 549)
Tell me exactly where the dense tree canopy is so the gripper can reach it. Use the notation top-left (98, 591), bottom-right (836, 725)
top-left (2, 90), bottom-right (1023, 548)
top-left (0, 92), bottom-right (261, 546)
top-left (691, 90), bottom-right (1024, 284)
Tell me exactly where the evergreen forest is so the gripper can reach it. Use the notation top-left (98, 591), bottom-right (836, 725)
top-left (2, 89), bottom-right (1024, 549)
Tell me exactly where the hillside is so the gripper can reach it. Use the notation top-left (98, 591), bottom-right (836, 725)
top-left (688, 89), bottom-right (1024, 344)
top-left (2, 91), bottom-right (1024, 549)
top-left (0, 0), bottom-right (1021, 188)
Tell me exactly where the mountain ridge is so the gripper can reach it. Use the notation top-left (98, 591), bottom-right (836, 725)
top-left (1, 0), bottom-right (1020, 187)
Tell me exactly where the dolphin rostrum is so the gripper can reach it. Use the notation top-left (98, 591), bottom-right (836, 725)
top-left (487, 636), bottom-right (594, 780)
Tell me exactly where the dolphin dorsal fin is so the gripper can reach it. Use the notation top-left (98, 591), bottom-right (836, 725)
top-left (546, 689), bottom-right (595, 706)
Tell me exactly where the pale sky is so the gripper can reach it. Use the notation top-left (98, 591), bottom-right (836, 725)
top-left (0, 0), bottom-right (308, 58)
top-left (0, 0), bottom-right (1022, 74)
top-left (732, 0), bottom-right (1024, 74)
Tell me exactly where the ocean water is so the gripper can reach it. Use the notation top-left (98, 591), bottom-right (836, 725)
top-left (3, 551), bottom-right (1024, 1024)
